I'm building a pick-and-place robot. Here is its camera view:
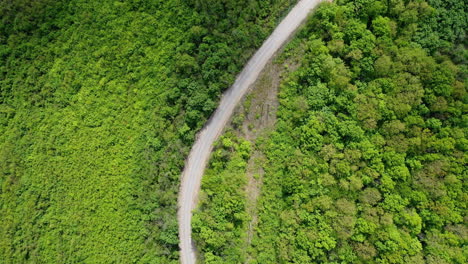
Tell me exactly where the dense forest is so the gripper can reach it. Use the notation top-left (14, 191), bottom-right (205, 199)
top-left (193, 133), bottom-right (253, 263)
top-left (193, 0), bottom-right (467, 263)
top-left (0, 0), bottom-right (297, 263)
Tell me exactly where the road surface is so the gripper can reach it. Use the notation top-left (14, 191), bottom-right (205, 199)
top-left (178, 1), bottom-right (324, 263)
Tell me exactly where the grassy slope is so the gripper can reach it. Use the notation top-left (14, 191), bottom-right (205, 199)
top-left (0, 0), bottom-right (296, 262)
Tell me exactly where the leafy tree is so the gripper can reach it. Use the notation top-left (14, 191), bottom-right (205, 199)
top-left (195, 1), bottom-right (466, 263)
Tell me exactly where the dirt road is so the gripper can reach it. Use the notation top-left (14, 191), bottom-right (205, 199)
top-left (178, 1), bottom-right (324, 263)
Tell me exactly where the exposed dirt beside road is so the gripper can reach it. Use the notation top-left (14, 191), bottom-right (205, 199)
top-left (178, 1), bottom-right (324, 263)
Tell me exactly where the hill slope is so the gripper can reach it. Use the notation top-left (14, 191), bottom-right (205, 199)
top-left (0, 0), bottom-right (296, 262)
top-left (193, 0), bottom-right (467, 263)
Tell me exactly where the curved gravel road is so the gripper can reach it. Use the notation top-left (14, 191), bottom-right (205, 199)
top-left (178, 1), bottom-right (323, 263)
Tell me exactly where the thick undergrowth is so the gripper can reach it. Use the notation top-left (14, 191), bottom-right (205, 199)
top-left (0, 0), bottom-right (296, 262)
top-left (193, 0), bottom-right (467, 263)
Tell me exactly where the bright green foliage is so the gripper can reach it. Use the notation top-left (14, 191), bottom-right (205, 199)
top-left (0, 0), bottom-right (295, 262)
top-left (193, 0), bottom-right (467, 263)
top-left (193, 133), bottom-right (251, 263)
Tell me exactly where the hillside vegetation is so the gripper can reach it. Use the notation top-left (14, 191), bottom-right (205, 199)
top-left (0, 0), bottom-right (296, 262)
top-left (193, 0), bottom-right (467, 263)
